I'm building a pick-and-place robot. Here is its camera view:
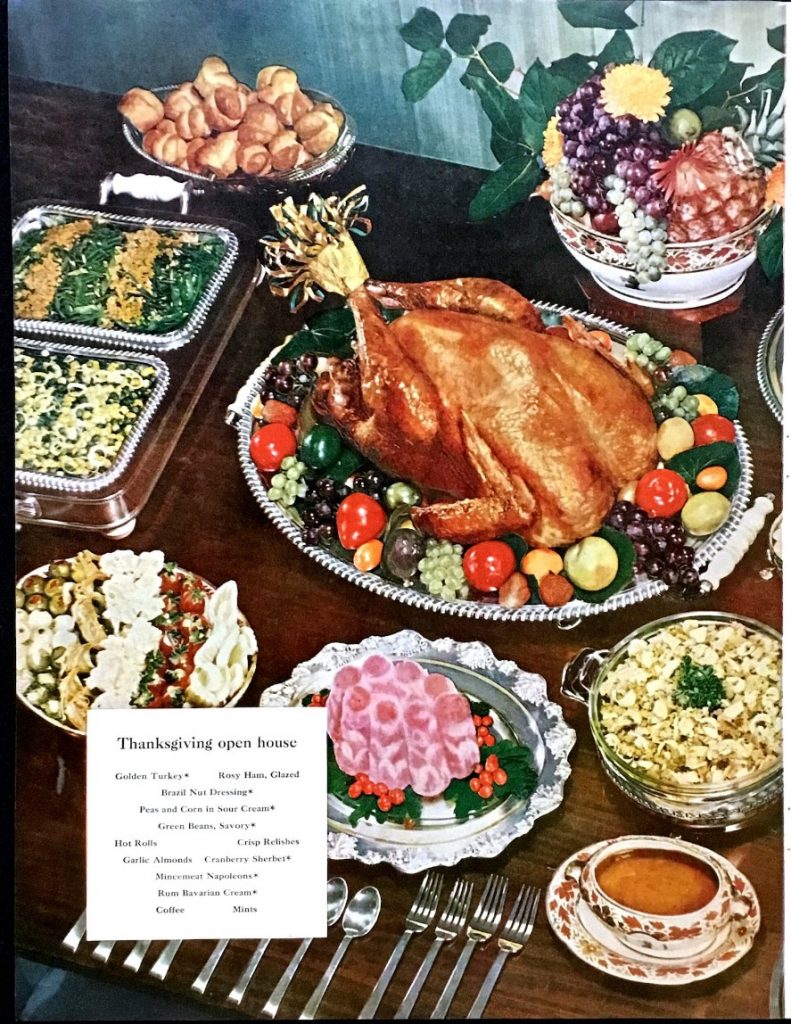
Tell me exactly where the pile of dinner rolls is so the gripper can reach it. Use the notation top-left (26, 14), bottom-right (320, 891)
top-left (118, 57), bottom-right (344, 178)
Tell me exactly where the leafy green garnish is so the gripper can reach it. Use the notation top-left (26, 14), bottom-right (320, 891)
top-left (444, 738), bottom-right (538, 820)
top-left (673, 656), bottom-right (726, 711)
top-left (573, 525), bottom-right (636, 604)
top-left (667, 441), bottom-right (741, 498)
top-left (669, 364), bottom-right (740, 420)
top-left (276, 304), bottom-right (405, 364)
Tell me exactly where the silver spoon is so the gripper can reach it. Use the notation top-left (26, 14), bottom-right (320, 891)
top-left (299, 886), bottom-right (381, 1020)
top-left (262, 877), bottom-right (348, 1018)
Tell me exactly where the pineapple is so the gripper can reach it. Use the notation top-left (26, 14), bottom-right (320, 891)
top-left (652, 129), bottom-right (767, 242)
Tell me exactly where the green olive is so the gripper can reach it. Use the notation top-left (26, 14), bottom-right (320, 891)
top-left (385, 481), bottom-right (422, 510)
top-left (49, 560), bottom-right (73, 579)
top-left (48, 594), bottom-right (69, 616)
top-left (44, 578), bottom-right (63, 599)
top-left (25, 593), bottom-right (49, 613)
top-left (22, 575), bottom-right (47, 595)
top-left (15, 588), bottom-right (26, 609)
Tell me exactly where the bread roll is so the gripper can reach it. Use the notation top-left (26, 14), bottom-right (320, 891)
top-left (295, 108), bottom-right (340, 155)
top-left (175, 105), bottom-right (212, 140)
top-left (163, 83), bottom-right (202, 120)
top-left (240, 101), bottom-right (279, 142)
top-left (157, 118), bottom-right (178, 136)
top-left (151, 132), bottom-right (188, 167)
top-left (186, 137), bottom-right (207, 173)
top-left (237, 143), bottom-right (273, 175)
top-left (203, 85), bottom-right (248, 131)
top-left (196, 130), bottom-right (239, 178)
top-left (268, 130), bottom-right (304, 170)
top-left (256, 65), bottom-right (298, 104)
top-left (273, 88), bottom-right (313, 126)
top-left (118, 87), bottom-right (164, 132)
top-left (312, 101), bottom-right (345, 128)
top-left (194, 55), bottom-right (233, 98)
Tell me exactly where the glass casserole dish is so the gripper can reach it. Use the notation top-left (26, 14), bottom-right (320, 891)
top-left (561, 611), bottom-right (782, 830)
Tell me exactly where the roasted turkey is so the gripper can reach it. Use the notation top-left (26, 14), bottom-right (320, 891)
top-left (314, 278), bottom-right (658, 547)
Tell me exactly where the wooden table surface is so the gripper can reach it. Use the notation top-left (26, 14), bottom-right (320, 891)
top-left (13, 78), bottom-right (783, 1019)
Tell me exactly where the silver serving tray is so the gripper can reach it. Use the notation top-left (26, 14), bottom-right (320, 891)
top-left (122, 86), bottom-right (356, 194)
top-left (233, 301), bottom-right (754, 624)
top-left (13, 203), bottom-right (239, 351)
top-left (260, 630), bottom-right (575, 872)
top-left (15, 337), bottom-right (170, 495)
top-left (757, 307), bottom-right (783, 423)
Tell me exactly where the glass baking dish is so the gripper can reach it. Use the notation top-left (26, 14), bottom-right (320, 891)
top-left (12, 202), bottom-right (239, 351)
top-left (14, 202), bottom-right (261, 536)
top-left (15, 337), bottom-right (172, 535)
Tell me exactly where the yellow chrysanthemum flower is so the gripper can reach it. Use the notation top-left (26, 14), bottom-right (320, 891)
top-left (542, 115), bottom-right (564, 168)
top-left (765, 161), bottom-right (785, 209)
top-left (600, 63), bottom-right (672, 123)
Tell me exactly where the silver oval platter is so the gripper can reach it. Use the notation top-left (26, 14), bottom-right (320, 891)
top-left (234, 300), bottom-right (754, 623)
top-left (757, 307), bottom-right (783, 423)
top-left (260, 630), bottom-right (575, 872)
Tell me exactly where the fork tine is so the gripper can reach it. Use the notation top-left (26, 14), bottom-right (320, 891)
top-left (420, 872), bottom-right (442, 917)
top-left (440, 879), bottom-right (464, 924)
top-left (490, 876), bottom-right (508, 925)
top-left (474, 875), bottom-right (495, 917)
top-left (412, 872), bottom-right (434, 913)
top-left (504, 885), bottom-right (527, 931)
top-left (459, 881), bottom-right (473, 923)
top-left (522, 887), bottom-right (541, 936)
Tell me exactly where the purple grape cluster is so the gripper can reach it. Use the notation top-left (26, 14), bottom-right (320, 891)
top-left (301, 475), bottom-right (350, 546)
top-left (606, 501), bottom-right (701, 594)
top-left (260, 352), bottom-right (318, 408)
top-left (351, 467), bottom-right (391, 504)
top-left (555, 71), bottom-right (670, 226)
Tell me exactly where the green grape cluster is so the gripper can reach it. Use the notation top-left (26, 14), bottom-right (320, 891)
top-left (652, 385), bottom-right (700, 422)
top-left (604, 174), bottom-right (669, 283)
top-left (418, 539), bottom-right (470, 601)
top-left (550, 161), bottom-right (586, 219)
top-left (626, 332), bottom-right (672, 372)
top-left (268, 456), bottom-right (308, 507)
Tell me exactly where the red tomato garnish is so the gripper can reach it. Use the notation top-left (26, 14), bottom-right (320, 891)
top-left (249, 423), bottom-right (297, 473)
top-left (634, 468), bottom-right (689, 518)
top-left (462, 541), bottom-right (516, 592)
top-left (691, 414), bottom-right (736, 446)
top-left (335, 494), bottom-right (387, 550)
top-left (160, 566), bottom-right (183, 594)
top-left (180, 581), bottom-right (207, 615)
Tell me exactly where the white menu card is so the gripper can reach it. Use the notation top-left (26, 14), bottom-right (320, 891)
top-left (86, 707), bottom-right (327, 940)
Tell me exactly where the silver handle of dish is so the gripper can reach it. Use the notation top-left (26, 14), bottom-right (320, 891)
top-left (560, 648), bottom-right (608, 704)
top-left (699, 494), bottom-right (775, 592)
top-left (225, 356), bottom-right (280, 426)
top-left (99, 172), bottom-right (194, 214)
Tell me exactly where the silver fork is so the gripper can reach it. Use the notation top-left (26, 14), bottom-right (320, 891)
top-left (394, 879), bottom-right (473, 1019)
top-left (359, 872), bottom-right (443, 1019)
top-left (466, 886), bottom-right (541, 1019)
top-left (430, 875), bottom-right (508, 1020)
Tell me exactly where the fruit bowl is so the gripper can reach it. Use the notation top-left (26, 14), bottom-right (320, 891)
top-left (551, 206), bottom-right (772, 309)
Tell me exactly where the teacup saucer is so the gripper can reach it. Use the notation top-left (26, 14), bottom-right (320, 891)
top-left (546, 839), bottom-right (760, 985)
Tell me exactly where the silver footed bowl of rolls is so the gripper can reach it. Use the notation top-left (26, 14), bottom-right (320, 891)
top-left (118, 56), bottom-right (356, 192)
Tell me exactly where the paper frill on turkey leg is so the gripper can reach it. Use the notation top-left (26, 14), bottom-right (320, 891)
top-left (260, 185), bottom-right (372, 311)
